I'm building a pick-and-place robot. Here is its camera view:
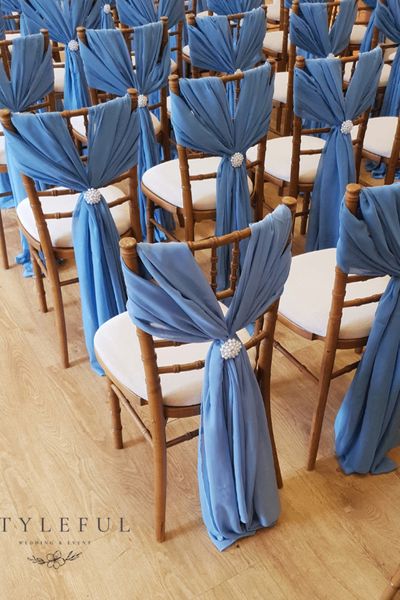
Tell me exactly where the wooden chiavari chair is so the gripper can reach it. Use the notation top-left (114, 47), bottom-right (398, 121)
top-left (0, 29), bottom-right (56, 270)
top-left (143, 67), bottom-right (272, 243)
top-left (0, 90), bottom-right (141, 368)
top-left (94, 196), bottom-right (296, 542)
top-left (276, 183), bottom-right (390, 470)
top-left (76, 20), bottom-right (171, 160)
top-left (248, 53), bottom-right (371, 234)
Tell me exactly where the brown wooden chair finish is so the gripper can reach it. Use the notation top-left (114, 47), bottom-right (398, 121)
top-left (0, 29), bottom-right (56, 270)
top-left (143, 67), bottom-right (273, 243)
top-left (0, 89), bottom-right (141, 369)
top-left (276, 183), bottom-right (386, 470)
top-left (98, 196), bottom-right (296, 542)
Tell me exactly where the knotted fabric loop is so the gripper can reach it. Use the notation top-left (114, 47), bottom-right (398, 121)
top-left (84, 188), bottom-right (102, 205)
top-left (138, 94), bottom-right (148, 108)
top-left (68, 39), bottom-right (79, 52)
top-left (220, 337), bottom-right (242, 360)
top-left (340, 120), bottom-right (353, 135)
top-left (230, 152), bottom-right (244, 168)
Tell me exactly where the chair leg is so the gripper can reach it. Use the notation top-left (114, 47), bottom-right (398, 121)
top-left (153, 425), bottom-right (167, 542)
top-left (108, 380), bottom-right (123, 449)
top-left (307, 344), bottom-right (337, 471)
top-left (146, 197), bottom-right (155, 243)
top-left (50, 278), bottom-right (69, 369)
top-left (31, 251), bottom-right (48, 313)
top-left (300, 192), bottom-right (310, 236)
top-left (0, 209), bottom-right (9, 269)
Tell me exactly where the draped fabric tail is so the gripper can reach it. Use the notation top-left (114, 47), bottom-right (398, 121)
top-left (64, 48), bottom-right (91, 110)
top-left (73, 197), bottom-right (127, 374)
top-left (334, 185), bottom-right (400, 474)
top-left (199, 346), bottom-right (280, 550)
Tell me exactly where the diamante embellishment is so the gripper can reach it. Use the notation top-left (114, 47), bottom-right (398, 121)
top-left (340, 120), bottom-right (353, 135)
top-left (138, 94), bottom-right (148, 108)
top-left (230, 152), bottom-right (244, 168)
top-left (220, 338), bottom-right (242, 360)
top-left (103, 3), bottom-right (111, 13)
top-left (84, 188), bottom-right (102, 205)
top-left (68, 40), bottom-right (79, 52)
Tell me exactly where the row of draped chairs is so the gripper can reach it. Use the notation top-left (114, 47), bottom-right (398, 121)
top-left (0, 0), bottom-right (399, 552)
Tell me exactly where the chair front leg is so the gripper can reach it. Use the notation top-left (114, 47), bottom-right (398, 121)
top-left (108, 380), bottom-right (123, 450)
top-left (0, 209), bottom-right (8, 269)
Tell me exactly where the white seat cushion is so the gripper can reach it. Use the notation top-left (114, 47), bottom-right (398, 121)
top-left (182, 44), bottom-right (190, 58)
top-left (279, 248), bottom-right (390, 339)
top-left (263, 29), bottom-right (287, 53)
top-left (351, 116), bottom-right (398, 159)
top-left (94, 308), bottom-right (256, 407)
top-left (16, 185), bottom-right (131, 248)
top-left (273, 70), bottom-right (288, 104)
top-left (350, 24), bottom-right (366, 45)
top-left (54, 67), bottom-right (65, 93)
top-left (268, 0), bottom-right (281, 22)
top-left (5, 32), bottom-right (20, 41)
top-left (142, 156), bottom-right (253, 211)
top-left (344, 61), bottom-right (391, 87)
top-left (70, 112), bottom-right (161, 138)
top-left (247, 135), bottom-right (325, 184)
top-left (0, 135), bottom-right (7, 164)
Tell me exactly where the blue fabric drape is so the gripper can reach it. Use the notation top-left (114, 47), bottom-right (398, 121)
top-left (80, 25), bottom-right (173, 239)
top-left (290, 0), bottom-right (357, 57)
top-left (188, 8), bottom-right (265, 73)
top-left (335, 184), bottom-right (400, 474)
top-left (207, 0), bottom-right (262, 13)
top-left (375, 0), bottom-right (400, 117)
top-left (123, 205), bottom-right (292, 549)
top-left (116, 0), bottom-right (184, 28)
top-left (19, 0), bottom-right (102, 109)
top-left (2, 0), bottom-right (19, 30)
top-left (4, 96), bottom-right (140, 372)
top-left (359, 0), bottom-right (382, 53)
top-left (0, 33), bottom-right (53, 273)
top-left (101, 0), bottom-right (115, 28)
top-left (170, 63), bottom-right (274, 289)
top-left (293, 48), bottom-right (383, 251)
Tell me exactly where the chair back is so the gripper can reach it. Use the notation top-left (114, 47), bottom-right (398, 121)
top-left (19, 0), bottom-right (102, 109)
top-left (186, 7), bottom-right (266, 78)
top-left (169, 63), bottom-right (274, 288)
top-left (291, 47), bottom-right (383, 250)
top-left (374, 0), bottom-right (400, 117)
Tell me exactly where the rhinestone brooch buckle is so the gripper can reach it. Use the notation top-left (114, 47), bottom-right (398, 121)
top-left (220, 338), bottom-right (242, 360)
top-left (84, 188), bottom-right (102, 205)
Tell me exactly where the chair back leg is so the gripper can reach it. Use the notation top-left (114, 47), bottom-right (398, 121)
top-left (0, 210), bottom-right (9, 269)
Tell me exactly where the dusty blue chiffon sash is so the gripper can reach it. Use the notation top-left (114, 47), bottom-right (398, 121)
top-left (170, 63), bottom-right (274, 289)
top-left (188, 8), bottom-right (265, 73)
top-left (4, 96), bottom-right (140, 373)
top-left (290, 0), bottom-right (356, 57)
top-left (335, 184), bottom-right (400, 474)
top-left (375, 0), bottom-right (400, 117)
top-left (293, 48), bottom-right (383, 251)
top-left (116, 0), bottom-right (184, 28)
top-left (207, 0), bottom-right (262, 13)
top-left (0, 33), bottom-right (54, 272)
top-left (20, 0), bottom-right (102, 109)
top-left (123, 205), bottom-right (292, 549)
top-left (80, 25), bottom-right (173, 238)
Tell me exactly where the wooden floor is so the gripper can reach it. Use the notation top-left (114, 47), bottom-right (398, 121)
top-left (1, 184), bottom-right (400, 600)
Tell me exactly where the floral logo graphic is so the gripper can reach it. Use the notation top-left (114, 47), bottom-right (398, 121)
top-left (28, 550), bottom-right (81, 569)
